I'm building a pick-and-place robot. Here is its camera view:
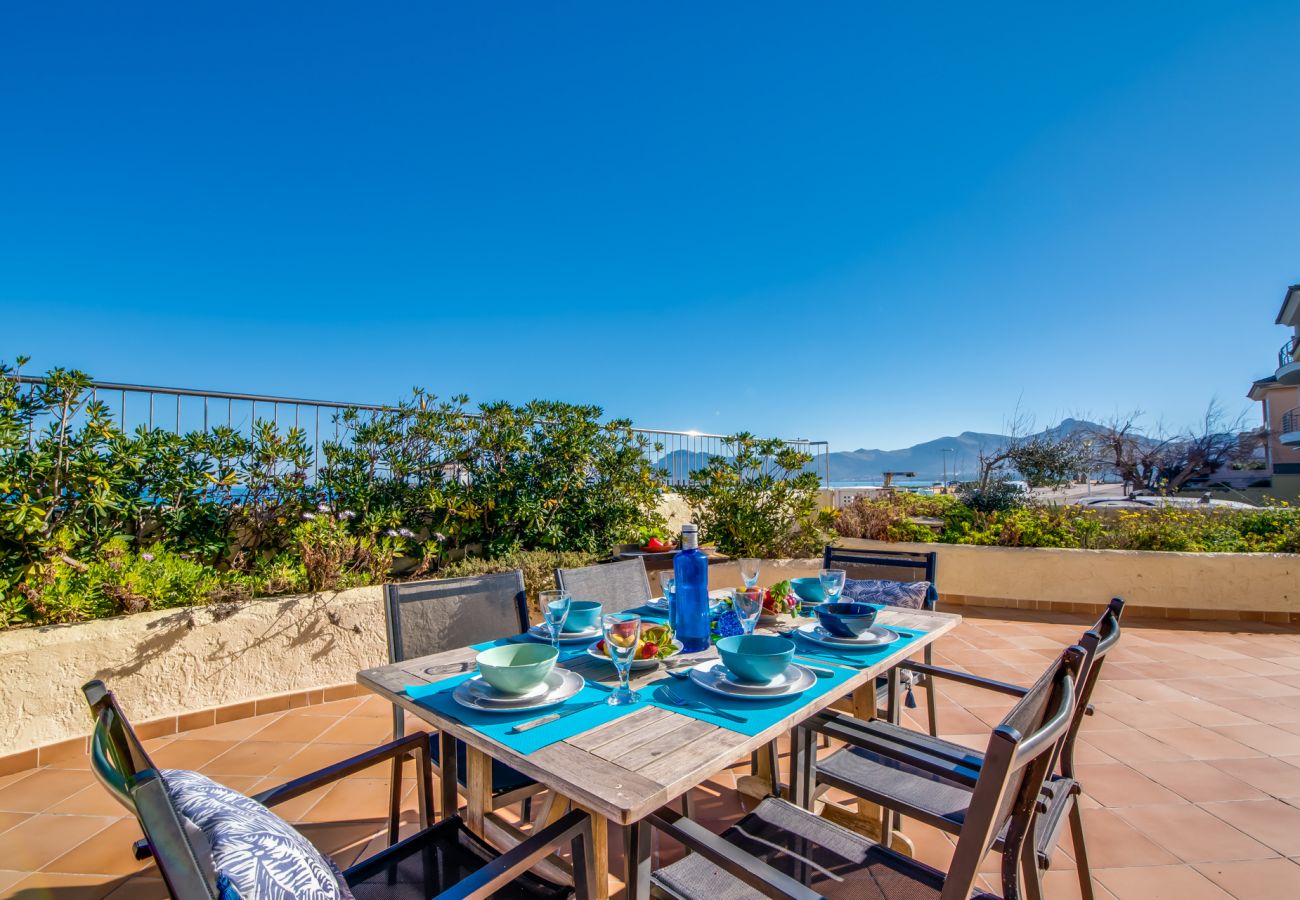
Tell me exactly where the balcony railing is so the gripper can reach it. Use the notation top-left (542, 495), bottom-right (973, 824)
top-left (1280, 339), bottom-right (1298, 369)
top-left (1283, 408), bottom-right (1300, 435)
top-left (3, 375), bottom-right (830, 486)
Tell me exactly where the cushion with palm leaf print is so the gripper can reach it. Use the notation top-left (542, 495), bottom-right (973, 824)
top-left (162, 769), bottom-right (354, 900)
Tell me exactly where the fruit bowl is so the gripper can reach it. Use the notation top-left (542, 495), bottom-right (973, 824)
top-left (587, 638), bottom-right (683, 671)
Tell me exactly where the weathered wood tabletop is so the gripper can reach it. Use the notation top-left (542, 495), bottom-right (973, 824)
top-left (358, 605), bottom-right (961, 897)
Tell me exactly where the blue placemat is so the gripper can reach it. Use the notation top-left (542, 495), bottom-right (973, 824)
top-left (789, 627), bottom-right (926, 668)
top-left (404, 672), bottom-right (641, 754)
top-left (638, 660), bottom-right (858, 735)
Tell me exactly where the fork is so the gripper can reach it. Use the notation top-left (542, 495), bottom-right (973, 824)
top-left (663, 687), bottom-right (745, 724)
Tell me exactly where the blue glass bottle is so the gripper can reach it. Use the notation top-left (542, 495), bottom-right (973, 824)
top-left (673, 523), bottom-right (710, 652)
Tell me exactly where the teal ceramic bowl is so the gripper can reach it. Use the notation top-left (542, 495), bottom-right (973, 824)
top-left (564, 600), bottom-right (603, 632)
top-left (476, 644), bottom-right (558, 695)
top-left (716, 634), bottom-right (795, 684)
top-left (790, 577), bottom-right (826, 605)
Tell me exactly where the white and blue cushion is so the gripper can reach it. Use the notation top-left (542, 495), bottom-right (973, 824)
top-left (841, 578), bottom-right (929, 610)
top-left (162, 769), bottom-right (354, 900)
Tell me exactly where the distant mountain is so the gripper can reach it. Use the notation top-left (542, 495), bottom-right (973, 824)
top-left (825, 418), bottom-right (1102, 483)
top-left (652, 419), bottom-right (1104, 484)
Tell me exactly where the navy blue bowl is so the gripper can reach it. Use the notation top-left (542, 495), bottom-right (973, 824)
top-left (815, 602), bottom-right (878, 638)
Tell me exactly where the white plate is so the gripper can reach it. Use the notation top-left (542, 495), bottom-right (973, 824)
top-left (794, 622), bottom-right (901, 650)
top-left (586, 638), bottom-right (684, 671)
top-left (689, 660), bottom-right (815, 700)
top-left (453, 669), bottom-right (585, 714)
top-left (526, 624), bottom-right (600, 644)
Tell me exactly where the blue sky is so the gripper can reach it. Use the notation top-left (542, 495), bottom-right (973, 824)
top-left (3, 2), bottom-right (1299, 451)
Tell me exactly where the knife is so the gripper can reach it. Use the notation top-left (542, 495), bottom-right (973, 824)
top-left (793, 658), bottom-right (840, 678)
top-left (508, 701), bottom-right (600, 733)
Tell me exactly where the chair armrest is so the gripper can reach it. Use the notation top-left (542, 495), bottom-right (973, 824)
top-left (897, 661), bottom-right (1028, 698)
top-left (809, 711), bottom-right (980, 788)
top-left (437, 809), bottom-right (595, 900)
top-left (252, 731), bottom-right (432, 808)
top-left (648, 806), bottom-right (824, 899)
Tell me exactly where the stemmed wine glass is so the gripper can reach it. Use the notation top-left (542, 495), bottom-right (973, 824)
top-left (602, 613), bottom-right (643, 706)
top-left (739, 558), bottom-right (761, 590)
top-left (657, 571), bottom-right (675, 604)
top-left (732, 588), bottom-right (763, 634)
top-left (539, 590), bottom-right (571, 650)
top-left (818, 568), bottom-right (846, 608)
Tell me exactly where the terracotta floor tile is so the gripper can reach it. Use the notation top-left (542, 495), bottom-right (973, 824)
top-left (43, 818), bottom-right (148, 875)
top-left (315, 715), bottom-right (391, 745)
top-left (0, 811), bottom-right (32, 835)
top-left (0, 768), bottom-right (98, 813)
top-left (246, 712), bottom-right (344, 744)
top-left (1193, 857), bottom-right (1300, 899)
top-left (199, 740), bottom-right (298, 776)
top-left (1131, 760), bottom-right (1267, 803)
top-left (0, 870), bottom-right (25, 894)
top-left (1074, 764), bottom-right (1185, 807)
top-left (1142, 727), bottom-right (1265, 761)
top-left (45, 784), bottom-right (137, 817)
top-left (1074, 809), bottom-right (1180, 868)
top-left (176, 713), bottom-right (282, 742)
top-left (1200, 799), bottom-right (1300, 856)
top-left (1081, 729), bottom-right (1193, 764)
top-left (1209, 724), bottom-right (1300, 757)
top-left (147, 738), bottom-right (240, 770)
top-left (1209, 757), bottom-right (1300, 798)
top-left (1096, 864), bottom-right (1234, 899)
top-left (3, 871), bottom-right (129, 897)
top-left (1158, 700), bottom-right (1256, 728)
top-left (0, 813), bottom-right (118, 872)
top-left (266, 741), bottom-right (382, 782)
top-left (1114, 804), bottom-right (1277, 862)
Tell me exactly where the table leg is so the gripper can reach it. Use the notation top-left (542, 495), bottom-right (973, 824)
top-left (438, 731), bottom-right (458, 820)
top-left (574, 804), bottom-right (610, 900)
top-left (465, 745), bottom-right (490, 835)
top-left (736, 740), bottom-right (781, 801)
top-left (624, 819), bottom-right (651, 900)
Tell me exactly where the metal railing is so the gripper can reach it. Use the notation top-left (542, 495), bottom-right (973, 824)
top-left (1283, 408), bottom-right (1300, 435)
top-left (5, 375), bottom-right (830, 486)
top-left (1280, 339), bottom-right (1298, 370)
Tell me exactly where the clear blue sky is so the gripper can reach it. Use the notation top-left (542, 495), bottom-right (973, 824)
top-left (3, 2), bottom-right (1299, 451)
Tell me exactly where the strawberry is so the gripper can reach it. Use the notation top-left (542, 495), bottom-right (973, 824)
top-left (639, 641), bottom-right (659, 660)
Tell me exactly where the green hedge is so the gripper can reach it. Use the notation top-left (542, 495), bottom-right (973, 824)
top-left (834, 492), bottom-right (1300, 553)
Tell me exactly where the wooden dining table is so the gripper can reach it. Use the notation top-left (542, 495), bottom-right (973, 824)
top-left (358, 605), bottom-right (961, 899)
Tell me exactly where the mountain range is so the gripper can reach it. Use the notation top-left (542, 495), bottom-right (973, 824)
top-left (822, 418), bottom-right (1101, 482)
top-left (654, 419), bottom-right (1102, 484)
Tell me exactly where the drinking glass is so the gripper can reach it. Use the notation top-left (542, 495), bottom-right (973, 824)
top-left (602, 613), bottom-right (643, 706)
top-left (539, 590), bottom-right (571, 649)
top-left (657, 571), bottom-right (675, 604)
top-left (818, 568), bottom-right (846, 607)
top-left (732, 588), bottom-right (763, 634)
top-left (739, 558), bottom-right (761, 589)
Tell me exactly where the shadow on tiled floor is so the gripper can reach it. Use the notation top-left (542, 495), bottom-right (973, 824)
top-left (3, 608), bottom-right (1300, 898)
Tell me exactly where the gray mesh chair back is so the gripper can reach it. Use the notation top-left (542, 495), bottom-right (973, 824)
top-left (1057, 597), bottom-right (1125, 778)
top-left (385, 571), bottom-right (529, 738)
top-left (944, 644), bottom-right (1083, 900)
top-left (822, 544), bottom-right (937, 607)
top-left (555, 558), bottom-right (652, 613)
top-left (384, 571), bottom-right (529, 665)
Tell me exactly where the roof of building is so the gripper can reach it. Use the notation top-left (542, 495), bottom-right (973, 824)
top-left (1274, 284), bottom-right (1300, 326)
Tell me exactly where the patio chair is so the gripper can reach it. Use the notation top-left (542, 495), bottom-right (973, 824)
top-left (385, 572), bottom-right (542, 833)
top-left (792, 597), bottom-right (1126, 900)
top-left (639, 645), bottom-right (1085, 900)
top-left (554, 557), bottom-right (653, 612)
top-left (83, 680), bottom-right (596, 900)
top-left (823, 544), bottom-right (942, 736)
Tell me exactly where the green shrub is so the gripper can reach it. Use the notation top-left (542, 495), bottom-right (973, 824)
top-left (680, 434), bottom-right (835, 558)
top-left (436, 549), bottom-right (603, 615)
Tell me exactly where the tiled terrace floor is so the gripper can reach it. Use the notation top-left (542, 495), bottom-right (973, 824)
top-left (4, 608), bottom-right (1300, 899)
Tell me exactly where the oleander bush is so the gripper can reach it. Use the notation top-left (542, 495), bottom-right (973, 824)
top-left (0, 357), bottom-right (667, 628)
top-left (834, 491), bottom-right (1300, 553)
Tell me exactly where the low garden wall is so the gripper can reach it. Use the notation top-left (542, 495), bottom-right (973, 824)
top-left (0, 560), bottom-right (827, 764)
top-left (839, 538), bottom-right (1300, 623)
